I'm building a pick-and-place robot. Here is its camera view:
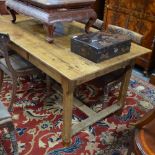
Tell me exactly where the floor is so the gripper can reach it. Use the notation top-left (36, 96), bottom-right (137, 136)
top-left (132, 66), bottom-right (149, 82)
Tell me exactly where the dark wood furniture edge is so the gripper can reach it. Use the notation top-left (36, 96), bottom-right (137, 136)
top-left (17, 0), bottom-right (96, 9)
top-left (0, 0), bottom-right (9, 15)
top-left (6, 0), bottom-right (97, 43)
top-left (130, 108), bottom-right (155, 128)
top-left (150, 37), bottom-right (155, 85)
top-left (150, 73), bottom-right (155, 85)
top-left (103, 0), bottom-right (155, 76)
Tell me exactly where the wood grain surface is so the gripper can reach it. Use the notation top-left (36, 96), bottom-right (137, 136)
top-left (0, 15), bottom-right (151, 85)
top-left (0, 15), bottom-right (151, 146)
top-left (104, 0), bottom-right (155, 74)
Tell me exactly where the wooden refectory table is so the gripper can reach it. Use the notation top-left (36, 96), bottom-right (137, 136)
top-left (0, 15), bottom-right (151, 146)
top-left (5, 0), bottom-right (97, 42)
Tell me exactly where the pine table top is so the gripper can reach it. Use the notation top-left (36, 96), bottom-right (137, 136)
top-left (0, 15), bottom-right (151, 85)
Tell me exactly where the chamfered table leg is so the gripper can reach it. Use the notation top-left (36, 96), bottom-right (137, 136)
top-left (62, 78), bottom-right (74, 146)
top-left (118, 62), bottom-right (134, 110)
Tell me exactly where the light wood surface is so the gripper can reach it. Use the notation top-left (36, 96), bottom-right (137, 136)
top-left (0, 15), bottom-right (151, 145)
top-left (72, 103), bottom-right (121, 136)
top-left (118, 64), bottom-right (134, 108)
top-left (62, 78), bottom-right (74, 146)
top-left (0, 15), bottom-right (151, 85)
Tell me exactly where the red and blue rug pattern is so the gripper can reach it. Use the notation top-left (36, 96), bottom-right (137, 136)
top-left (0, 74), bottom-right (155, 155)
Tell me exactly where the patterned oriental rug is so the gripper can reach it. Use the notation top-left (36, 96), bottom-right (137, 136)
top-left (0, 74), bottom-right (155, 155)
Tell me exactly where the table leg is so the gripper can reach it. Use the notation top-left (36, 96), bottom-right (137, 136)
top-left (43, 24), bottom-right (55, 43)
top-left (85, 10), bottom-right (97, 33)
top-left (62, 79), bottom-right (74, 146)
top-left (6, 7), bottom-right (16, 23)
top-left (46, 75), bottom-right (52, 94)
top-left (8, 123), bottom-right (18, 155)
top-left (118, 63), bottom-right (133, 110)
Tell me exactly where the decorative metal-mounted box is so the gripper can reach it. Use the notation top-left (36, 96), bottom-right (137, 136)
top-left (71, 32), bottom-right (131, 63)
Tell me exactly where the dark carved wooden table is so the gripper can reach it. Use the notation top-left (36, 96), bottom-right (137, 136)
top-left (6, 0), bottom-right (97, 42)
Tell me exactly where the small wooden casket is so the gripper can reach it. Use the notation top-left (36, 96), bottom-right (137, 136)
top-left (71, 32), bottom-right (131, 63)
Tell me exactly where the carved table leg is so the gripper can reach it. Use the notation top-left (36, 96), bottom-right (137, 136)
top-left (6, 7), bottom-right (16, 23)
top-left (43, 24), bottom-right (55, 43)
top-left (85, 10), bottom-right (97, 33)
top-left (62, 78), bottom-right (74, 147)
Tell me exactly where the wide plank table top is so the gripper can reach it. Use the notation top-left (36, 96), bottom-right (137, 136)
top-left (0, 15), bottom-right (151, 83)
top-left (17, 0), bottom-right (96, 9)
